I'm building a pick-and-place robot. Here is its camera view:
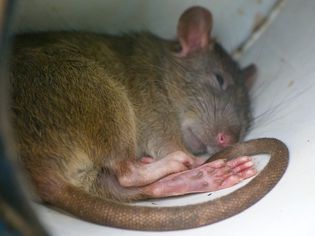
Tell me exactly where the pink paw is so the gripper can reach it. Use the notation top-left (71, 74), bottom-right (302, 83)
top-left (189, 157), bottom-right (257, 191)
top-left (143, 156), bottom-right (257, 198)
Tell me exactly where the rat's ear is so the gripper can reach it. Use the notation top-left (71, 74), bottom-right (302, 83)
top-left (176, 6), bottom-right (213, 57)
top-left (242, 64), bottom-right (257, 89)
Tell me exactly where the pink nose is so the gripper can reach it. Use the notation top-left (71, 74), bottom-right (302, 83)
top-left (216, 132), bottom-right (233, 148)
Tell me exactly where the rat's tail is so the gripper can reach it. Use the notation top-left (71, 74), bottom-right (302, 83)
top-left (49, 138), bottom-right (288, 231)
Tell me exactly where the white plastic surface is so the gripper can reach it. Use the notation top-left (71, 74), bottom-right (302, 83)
top-left (13, 0), bottom-right (277, 52)
top-left (14, 0), bottom-right (315, 235)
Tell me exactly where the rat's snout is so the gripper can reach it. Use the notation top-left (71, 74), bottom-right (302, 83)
top-left (216, 131), bottom-right (238, 148)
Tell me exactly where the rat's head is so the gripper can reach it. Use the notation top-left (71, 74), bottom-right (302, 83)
top-left (168, 6), bottom-right (256, 155)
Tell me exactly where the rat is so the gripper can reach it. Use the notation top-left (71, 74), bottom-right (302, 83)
top-left (8, 6), bottom-right (289, 231)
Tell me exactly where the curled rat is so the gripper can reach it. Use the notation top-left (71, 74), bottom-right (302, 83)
top-left (9, 6), bottom-right (288, 231)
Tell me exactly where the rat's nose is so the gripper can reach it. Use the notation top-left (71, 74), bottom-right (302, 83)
top-left (216, 132), bottom-right (236, 148)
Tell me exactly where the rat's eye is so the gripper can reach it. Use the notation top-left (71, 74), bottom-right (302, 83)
top-left (214, 73), bottom-right (225, 89)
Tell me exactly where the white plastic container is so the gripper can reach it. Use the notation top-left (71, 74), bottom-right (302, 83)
top-left (13, 0), bottom-right (315, 235)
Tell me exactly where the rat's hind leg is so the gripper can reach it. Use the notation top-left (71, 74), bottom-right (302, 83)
top-left (92, 155), bottom-right (256, 201)
top-left (141, 156), bottom-right (257, 198)
top-left (115, 151), bottom-right (203, 188)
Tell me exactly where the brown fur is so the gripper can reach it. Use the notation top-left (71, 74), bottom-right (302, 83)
top-left (8, 7), bottom-right (263, 230)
